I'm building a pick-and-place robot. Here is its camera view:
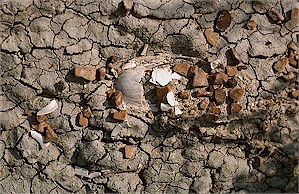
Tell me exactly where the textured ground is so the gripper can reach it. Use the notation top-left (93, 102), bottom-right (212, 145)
top-left (0, 0), bottom-right (298, 193)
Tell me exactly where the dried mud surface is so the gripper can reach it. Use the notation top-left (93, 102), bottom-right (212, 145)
top-left (0, 0), bottom-right (298, 193)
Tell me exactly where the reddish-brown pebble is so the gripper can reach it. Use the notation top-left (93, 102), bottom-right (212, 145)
top-left (273, 58), bottom-right (288, 72)
top-left (226, 66), bottom-right (238, 77)
top-left (112, 91), bottom-right (123, 106)
top-left (229, 48), bottom-right (241, 66)
top-left (246, 20), bottom-right (257, 30)
top-left (199, 98), bottom-right (210, 110)
top-left (173, 63), bottom-right (190, 76)
top-left (179, 91), bottom-right (189, 99)
top-left (97, 67), bottom-right (106, 80)
top-left (290, 90), bottom-right (299, 98)
top-left (230, 103), bottom-right (242, 113)
top-left (289, 50), bottom-right (298, 67)
top-left (210, 72), bottom-right (229, 85)
top-left (215, 10), bottom-right (232, 31)
top-left (208, 102), bottom-right (221, 115)
top-left (74, 66), bottom-right (96, 81)
top-left (287, 42), bottom-right (299, 51)
top-left (37, 122), bottom-right (51, 133)
top-left (193, 69), bottom-right (209, 87)
top-left (45, 126), bottom-right (57, 142)
top-left (124, 145), bottom-right (136, 159)
top-left (37, 115), bottom-right (47, 123)
top-left (107, 88), bottom-right (116, 98)
top-left (154, 84), bottom-right (172, 102)
top-left (268, 99), bottom-right (275, 108)
top-left (79, 112), bottom-right (88, 126)
top-left (291, 7), bottom-right (299, 19)
top-left (267, 10), bottom-right (285, 23)
top-left (229, 88), bottom-right (245, 102)
top-left (204, 28), bottom-right (219, 46)
top-left (82, 106), bottom-right (92, 118)
top-left (214, 88), bottom-right (226, 105)
top-left (282, 72), bottom-right (296, 81)
top-left (113, 110), bottom-right (127, 121)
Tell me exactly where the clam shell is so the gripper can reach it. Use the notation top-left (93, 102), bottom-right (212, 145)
top-left (37, 99), bottom-right (58, 116)
top-left (30, 131), bottom-right (50, 149)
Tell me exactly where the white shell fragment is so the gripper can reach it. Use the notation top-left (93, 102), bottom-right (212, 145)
top-left (122, 62), bottom-right (136, 70)
top-left (116, 66), bottom-right (148, 108)
top-left (37, 99), bottom-right (58, 116)
top-left (174, 106), bottom-right (183, 115)
top-left (150, 68), bottom-right (181, 86)
top-left (160, 103), bottom-right (172, 112)
top-left (166, 91), bottom-right (177, 107)
top-left (30, 131), bottom-right (50, 149)
top-left (74, 166), bottom-right (102, 178)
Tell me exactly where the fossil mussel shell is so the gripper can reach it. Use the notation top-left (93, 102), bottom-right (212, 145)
top-left (37, 99), bottom-right (58, 116)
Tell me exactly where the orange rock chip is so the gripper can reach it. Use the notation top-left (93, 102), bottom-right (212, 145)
top-left (74, 66), bottom-right (96, 81)
top-left (246, 20), bottom-right (257, 30)
top-left (45, 126), bottom-right (57, 143)
top-left (273, 58), bottom-right (288, 72)
top-left (210, 72), bottom-right (229, 85)
top-left (229, 88), bottom-right (245, 102)
top-left (290, 90), bottom-right (299, 98)
top-left (226, 66), bottom-right (238, 77)
top-left (112, 91), bottom-right (123, 107)
top-left (291, 7), bottom-right (299, 19)
top-left (78, 112), bottom-right (88, 127)
top-left (199, 98), bottom-right (210, 110)
top-left (124, 145), bottom-right (136, 159)
top-left (173, 63), bottom-right (190, 76)
top-left (107, 88), bottom-right (116, 98)
top-left (192, 69), bottom-right (209, 87)
top-left (113, 110), bottom-right (127, 121)
top-left (154, 84), bottom-right (172, 102)
top-left (179, 91), bottom-right (189, 99)
top-left (204, 28), bottom-right (219, 46)
top-left (97, 67), bottom-right (106, 80)
top-left (230, 103), bottom-right (242, 113)
top-left (208, 102), bottom-right (221, 115)
top-left (82, 106), bottom-right (92, 118)
top-left (214, 88), bottom-right (226, 105)
top-left (215, 10), bottom-right (232, 31)
top-left (37, 122), bottom-right (51, 133)
top-left (282, 72), bottom-right (296, 81)
top-left (37, 115), bottom-right (47, 123)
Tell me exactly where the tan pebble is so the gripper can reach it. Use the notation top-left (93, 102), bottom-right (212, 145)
top-left (291, 7), bottom-right (299, 19)
top-left (290, 90), bottom-right (299, 98)
top-left (282, 72), bottom-right (296, 81)
top-left (188, 65), bottom-right (199, 77)
top-left (229, 88), bottom-right (245, 102)
top-left (112, 91), bottom-right (123, 107)
top-left (204, 28), bottom-right (219, 46)
top-left (179, 91), bottom-right (189, 99)
top-left (210, 72), bottom-right (229, 85)
top-left (267, 10), bottom-right (285, 23)
top-left (79, 112), bottom-right (89, 126)
top-left (124, 145), bottom-right (136, 159)
top-left (45, 126), bottom-right (57, 142)
top-left (37, 115), bottom-right (47, 123)
top-left (97, 67), bottom-right (106, 80)
top-left (273, 58), bottom-right (288, 72)
top-left (230, 103), bottom-right (242, 113)
top-left (289, 50), bottom-right (298, 67)
top-left (215, 10), bottom-right (232, 31)
top-left (113, 110), bottom-right (127, 121)
top-left (229, 48), bottom-right (241, 65)
top-left (192, 69), bottom-right (209, 87)
top-left (208, 102), bottom-right (221, 115)
top-left (199, 98), bottom-right (210, 110)
top-left (173, 63), bottom-right (190, 76)
top-left (74, 66), bottom-right (96, 81)
top-left (287, 42), bottom-right (299, 51)
top-left (154, 84), bottom-right (172, 102)
top-left (214, 88), bottom-right (226, 105)
top-left (246, 20), bottom-right (257, 30)
top-left (107, 56), bottom-right (120, 64)
top-left (82, 106), bottom-right (92, 118)
top-left (123, 0), bottom-right (133, 11)
top-left (226, 66), bottom-right (238, 77)
top-left (37, 122), bottom-right (51, 133)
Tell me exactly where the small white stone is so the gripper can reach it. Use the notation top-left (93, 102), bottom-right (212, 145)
top-left (166, 91), bottom-right (176, 107)
top-left (160, 103), bottom-right (172, 112)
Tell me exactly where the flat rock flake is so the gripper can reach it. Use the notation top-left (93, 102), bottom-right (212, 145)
top-left (0, 0), bottom-right (298, 193)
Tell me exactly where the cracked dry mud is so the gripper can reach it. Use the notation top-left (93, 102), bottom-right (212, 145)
top-left (0, 0), bottom-right (298, 193)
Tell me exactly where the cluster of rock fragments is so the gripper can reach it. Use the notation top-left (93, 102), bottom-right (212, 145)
top-left (0, 0), bottom-right (298, 193)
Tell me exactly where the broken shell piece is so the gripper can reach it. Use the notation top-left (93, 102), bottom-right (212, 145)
top-left (111, 68), bottom-right (119, 78)
top-left (150, 68), bottom-right (181, 86)
top-left (88, 172), bottom-right (102, 178)
top-left (30, 131), bottom-right (50, 149)
top-left (37, 100), bottom-right (58, 116)
top-left (166, 91), bottom-right (177, 107)
top-left (160, 103), bottom-right (172, 112)
top-left (75, 166), bottom-right (89, 177)
top-left (174, 106), bottom-right (183, 115)
top-left (122, 63), bottom-right (136, 70)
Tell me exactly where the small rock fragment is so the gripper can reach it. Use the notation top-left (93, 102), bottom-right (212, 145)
top-left (273, 58), bottom-right (288, 72)
top-left (225, 77), bottom-right (238, 88)
top-left (112, 91), bottom-right (123, 107)
top-left (192, 69), bottom-right (209, 87)
top-left (226, 66), bottom-right (238, 77)
top-left (287, 42), bottom-right (299, 51)
top-left (79, 112), bottom-right (88, 127)
top-left (107, 88), bottom-right (116, 98)
top-left (215, 10), bottom-right (232, 31)
top-left (204, 28), bottom-right (219, 46)
top-left (82, 106), bottom-right (92, 118)
top-left (124, 145), bottom-right (136, 159)
top-left (97, 67), bottom-right (106, 80)
top-left (154, 84), bottom-right (172, 102)
top-left (37, 115), bottom-right (47, 123)
top-left (291, 7), bottom-right (299, 19)
top-left (214, 88), bottom-right (226, 105)
top-left (246, 20), bottom-right (257, 30)
top-left (289, 50), bottom-right (298, 67)
top-left (282, 72), bottom-right (296, 81)
top-left (290, 90), bottom-right (298, 98)
top-left (45, 126), bottom-right (57, 142)
top-left (107, 55), bottom-right (120, 64)
top-left (123, 0), bottom-right (133, 11)
top-left (199, 98), bottom-right (210, 110)
top-left (37, 122), bottom-right (51, 133)
top-left (195, 89), bottom-right (213, 97)
top-left (208, 102), bottom-right (221, 115)
top-left (268, 99), bottom-right (275, 108)
top-left (140, 44), bottom-right (149, 56)
top-left (267, 10), bottom-right (285, 23)
top-left (179, 91), bottom-right (189, 99)
top-left (229, 88), bottom-right (245, 102)
top-left (30, 131), bottom-right (50, 149)
top-left (237, 64), bottom-right (248, 71)
top-left (253, 156), bottom-right (264, 167)
top-left (210, 72), bottom-right (229, 85)
top-left (173, 63), bottom-right (190, 76)
top-left (228, 48), bottom-right (241, 66)
top-left (113, 110), bottom-right (127, 121)
top-left (74, 66), bottom-right (96, 81)
top-left (230, 103), bottom-right (242, 113)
